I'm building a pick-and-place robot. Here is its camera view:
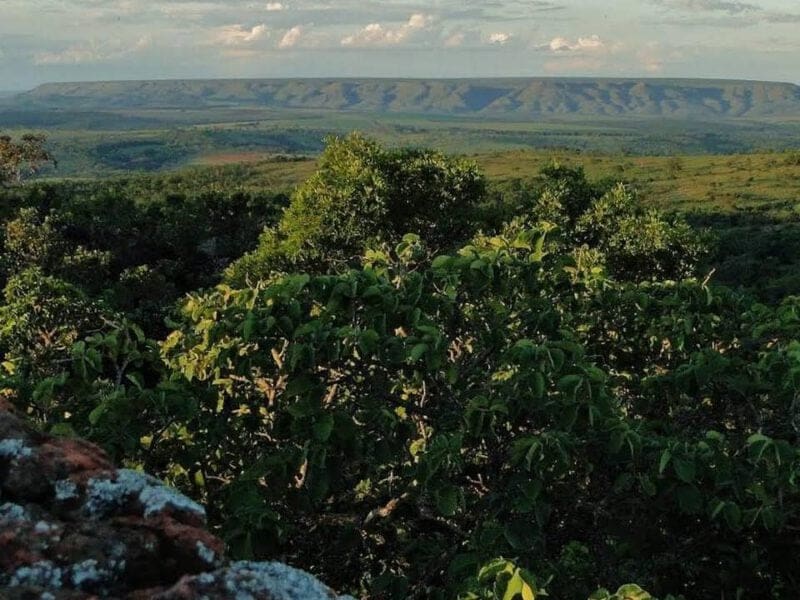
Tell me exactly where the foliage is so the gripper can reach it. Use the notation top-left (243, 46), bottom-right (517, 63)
top-left (160, 224), bottom-right (799, 597)
top-left (0, 268), bottom-right (104, 382)
top-left (227, 133), bottom-right (486, 282)
top-left (2, 136), bottom-right (800, 598)
top-left (1, 207), bottom-right (112, 291)
top-left (0, 176), bottom-right (288, 333)
top-left (0, 133), bottom-right (54, 185)
top-left (512, 165), bottom-right (711, 283)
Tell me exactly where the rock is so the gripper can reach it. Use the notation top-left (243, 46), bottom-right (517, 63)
top-left (0, 403), bottom-right (355, 599)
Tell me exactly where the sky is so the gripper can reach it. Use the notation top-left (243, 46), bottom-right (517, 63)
top-left (0, 0), bottom-right (798, 90)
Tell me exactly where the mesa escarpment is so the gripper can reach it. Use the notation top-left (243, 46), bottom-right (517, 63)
top-left (16, 78), bottom-right (800, 119)
top-left (0, 399), bottom-right (353, 599)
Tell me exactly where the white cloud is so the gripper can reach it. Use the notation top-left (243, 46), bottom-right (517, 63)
top-left (214, 23), bottom-right (269, 46)
top-left (549, 35), bottom-right (604, 52)
top-left (34, 46), bottom-right (99, 65)
top-left (33, 36), bottom-right (152, 65)
top-left (488, 32), bottom-right (512, 45)
top-left (442, 28), bottom-right (483, 49)
top-left (278, 25), bottom-right (303, 49)
top-left (266, 2), bottom-right (285, 11)
top-left (444, 32), bottom-right (466, 48)
top-left (407, 13), bottom-right (431, 29)
top-left (133, 35), bottom-right (153, 51)
top-left (341, 13), bottom-right (433, 47)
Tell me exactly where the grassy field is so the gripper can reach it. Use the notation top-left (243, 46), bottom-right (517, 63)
top-left (3, 106), bottom-right (800, 178)
top-left (477, 149), bottom-right (800, 217)
top-left (206, 148), bottom-right (800, 219)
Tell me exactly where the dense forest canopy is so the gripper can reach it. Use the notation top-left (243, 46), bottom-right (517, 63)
top-left (1, 131), bottom-right (799, 599)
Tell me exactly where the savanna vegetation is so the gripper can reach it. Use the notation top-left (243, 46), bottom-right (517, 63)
top-left (2, 130), bottom-right (800, 599)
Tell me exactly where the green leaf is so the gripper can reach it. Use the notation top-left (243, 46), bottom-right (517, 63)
top-left (533, 371), bottom-right (545, 399)
top-left (361, 285), bottom-right (382, 302)
top-left (88, 403), bottom-right (108, 426)
top-left (242, 311), bottom-right (257, 341)
top-left (477, 558), bottom-right (512, 582)
top-left (49, 423), bottom-right (77, 438)
top-left (557, 374), bottom-right (583, 396)
top-left (723, 502), bottom-right (742, 530)
top-left (501, 569), bottom-right (537, 600)
top-left (710, 500), bottom-right (726, 520)
top-left (673, 457), bottom-right (696, 484)
top-left (639, 475), bottom-right (656, 497)
top-left (284, 376), bottom-right (317, 398)
top-left (312, 413), bottom-right (334, 442)
top-left (126, 372), bottom-right (144, 391)
top-left (431, 255), bottom-right (451, 269)
top-left (408, 343), bottom-right (428, 362)
top-left (614, 584), bottom-right (652, 600)
top-left (658, 448), bottom-right (672, 475)
top-left (502, 573), bottom-right (525, 600)
top-left (676, 485), bottom-right (703, 514)
top-left (436, 485), bottom-right (460, 517)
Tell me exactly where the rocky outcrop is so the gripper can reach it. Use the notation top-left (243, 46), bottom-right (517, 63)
top-left (0, 399), bottom-right (354, 599)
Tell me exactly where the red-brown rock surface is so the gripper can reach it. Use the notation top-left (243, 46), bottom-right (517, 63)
top-left (0, 401), bottom-right (354, 599)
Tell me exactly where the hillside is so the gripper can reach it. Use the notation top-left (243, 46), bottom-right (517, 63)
top-left (15, 77), bottom-right (800, 120)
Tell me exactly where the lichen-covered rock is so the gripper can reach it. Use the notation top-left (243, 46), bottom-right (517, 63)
top-left (153, 562), bottom-right (357, 600)
top-left (0, 403), bottom-right (354, 599)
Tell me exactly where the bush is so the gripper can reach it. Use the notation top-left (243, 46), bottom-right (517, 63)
top-left (227, 133), bottom-right (486, 282)
top-left (160, 229), bottom-right (800, 597)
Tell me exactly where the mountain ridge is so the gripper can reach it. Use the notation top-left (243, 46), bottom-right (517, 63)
top-left (13, 77), bottom-right (800, 120)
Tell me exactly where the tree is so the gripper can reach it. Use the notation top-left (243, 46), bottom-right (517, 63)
top-left (161, 224), bottom-right (800, 598)
top-left (227, 133), bottom-right (486, 283)
top-left (518, 165), bottom-right (711, 282)
top-left (0, 268), bottom-right (104, 383)
top-left (0, 133), bottom-right (54, 185)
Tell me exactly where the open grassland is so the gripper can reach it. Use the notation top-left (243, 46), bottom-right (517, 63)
top-left (199, 148), bottom-right (800, 220)
top-left (4, 106), bottom-right (800, 178)
top-left (478, 149), bottom-right (800, 217)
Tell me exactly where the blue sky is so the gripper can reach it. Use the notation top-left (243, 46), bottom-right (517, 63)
top-left (0, 0), bottom-right (798, 89)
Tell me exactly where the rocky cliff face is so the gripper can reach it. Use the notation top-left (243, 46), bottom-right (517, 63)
top-left (17, 78), bottom-right (800, 119)
top-left (0, 399), bottom-right (354, 599)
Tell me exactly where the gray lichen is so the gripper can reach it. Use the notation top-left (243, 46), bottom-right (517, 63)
top-left (217, 561), bottom-right (348, 600)
top-left (84, 468), bottom-right (205, 520)
top-left (0, 438), bottom-right (33, 460)
top-left (0, 502), bottom-right (28, 522)
top-left (34, 520), bottom-right (58, 535)
top-left (196, 541), bottom-right (218, 565)
top-left (54, 479), bottom-right (78, 501)
top-left (8, 561), bottom-right (63, 588)
top-left (70, 559), bottom-right (109, 589)
top-left (139, 480), bottom-right (205, 519)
